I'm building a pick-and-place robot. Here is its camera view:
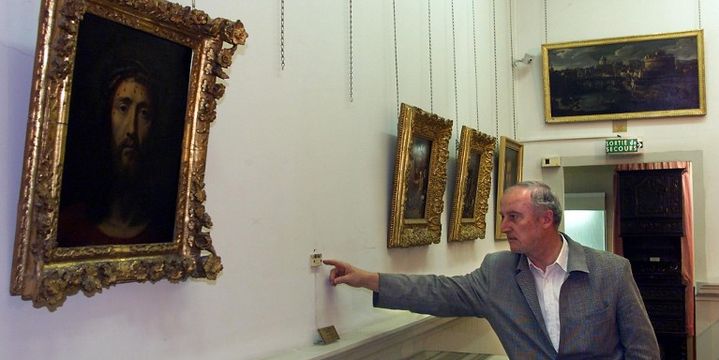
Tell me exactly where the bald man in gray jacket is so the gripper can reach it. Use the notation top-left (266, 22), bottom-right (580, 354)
top-left (325, 182), bottom-right (659, 359)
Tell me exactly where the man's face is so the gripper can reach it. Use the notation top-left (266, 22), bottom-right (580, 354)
top-left (499, 187), bottom-right (551, 255)
top-left (110, 77), bottom-right (152, 174)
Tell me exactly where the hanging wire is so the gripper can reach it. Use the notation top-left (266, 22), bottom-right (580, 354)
top-left (349, 0), bottom-right (354, 102)
top-left (392, 0), bottom-right (400, 116)
top-left (427, 0), bottom-right (434, 113)
top-left (451, 0), bottom-right (459, 150)
top-left (492, 0), bottom-right (499, 139)
top-left (509, 0), bottom-right (517, 140)
top-left (698, 0), bottom-right (703, 29)
top-left (543, 0), bottom-right (548, 43)
top-left (471, 0), bottom-right (479, 130)
top-left (280, 0), bottom-right (286, 70)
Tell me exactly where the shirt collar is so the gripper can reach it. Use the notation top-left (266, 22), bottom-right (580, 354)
top-left (556, 234), bottom-right (569, 272)
top-left (527, 234), bottom-right (569, 273)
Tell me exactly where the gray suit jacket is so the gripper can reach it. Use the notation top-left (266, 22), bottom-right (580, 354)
top-left (374, 235), bottom-right (660, 359)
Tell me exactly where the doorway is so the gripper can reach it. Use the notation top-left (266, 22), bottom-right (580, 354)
top-left (562, 165), bottom-right (615, 251)
top-left (564, 192), bottom-right (606, 251)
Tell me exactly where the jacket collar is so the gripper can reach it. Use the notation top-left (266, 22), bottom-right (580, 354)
top-left (563, 232), bottom-right (589, 274)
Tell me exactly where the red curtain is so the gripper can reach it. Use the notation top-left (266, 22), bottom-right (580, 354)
top-left (613, 161), bottom-right (694, 336)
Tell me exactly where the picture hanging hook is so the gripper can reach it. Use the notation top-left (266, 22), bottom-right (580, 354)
top-left (512, 53), bottom-right (535, 68)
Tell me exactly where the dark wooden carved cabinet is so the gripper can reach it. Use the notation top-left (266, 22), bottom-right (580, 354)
top-left (618, 169), bottom-right (691, 359)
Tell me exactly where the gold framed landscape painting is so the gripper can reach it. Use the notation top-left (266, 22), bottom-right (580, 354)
top-left (494, 136), bottom-right (523, 240)
top-left (388, 103), bottom-right (452, 248)
top-left (448, 126), bottom-right (495, 242)
top-left (10, 0), bottom-right (247, 310)
top-left (542, 30), bottom-right (705, 123)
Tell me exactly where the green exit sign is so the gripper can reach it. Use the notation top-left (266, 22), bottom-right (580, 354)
top-left (606, 138), bottom-right (643, 154)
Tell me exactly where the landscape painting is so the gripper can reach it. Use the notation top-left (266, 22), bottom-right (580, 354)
top-left (542, 30), bottom-right (705, 123)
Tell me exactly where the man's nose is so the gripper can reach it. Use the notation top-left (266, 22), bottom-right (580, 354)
top-left (126, 106), bottom-right (138, 135)
top-left (499, 217), bottom-right (509, 232)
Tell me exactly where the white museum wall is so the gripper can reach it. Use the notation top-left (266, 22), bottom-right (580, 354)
top-left (0, 1), bottom-right (514, 359)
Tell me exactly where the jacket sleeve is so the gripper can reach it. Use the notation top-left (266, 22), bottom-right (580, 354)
top-left (372, 264), bottom-right (491, 318)
top-left (616, 259), bottom-right (661, 359)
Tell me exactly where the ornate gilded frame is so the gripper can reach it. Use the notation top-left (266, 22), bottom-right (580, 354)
top-left (388, 103), bottom-right (452, 248)
top-left (494, 136), bottom-right (523, 240)
top-left (10, 0), bottom-right (247, 310)
top-left (542, 30), bottom-right (705, 123)
top-left (448, 126), bottom-right (495, 242)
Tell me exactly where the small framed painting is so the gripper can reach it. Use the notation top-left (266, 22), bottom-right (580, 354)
top-left (448, 126), bottom-right (495, 242)
top-left (388, 103), bottom-right (452, 248)
top-left (495, 136), bottom-right (523, 240)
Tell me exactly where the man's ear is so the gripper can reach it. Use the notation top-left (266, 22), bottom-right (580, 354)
top-left (540, 210), bottom-right (554, 229)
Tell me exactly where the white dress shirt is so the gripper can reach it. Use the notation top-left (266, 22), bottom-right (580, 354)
top-left (528, 235), bottom-right (569, 352)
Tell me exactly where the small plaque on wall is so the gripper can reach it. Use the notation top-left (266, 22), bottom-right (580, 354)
top-left (317, 326), bottom-right (340, 344)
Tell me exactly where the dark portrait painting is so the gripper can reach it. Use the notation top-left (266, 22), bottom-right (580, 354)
top-left (57, 13), bottom-right (192, 247)
top-left (503, 147), bottom-right (519, 189)
top-left (404, 136), bottom-right (432, 219)
top-left (461, 151), bottom-right (481, 219)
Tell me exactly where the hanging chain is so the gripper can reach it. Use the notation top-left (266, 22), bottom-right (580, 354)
top-left (698, 0), bottom-right (703, 29)
top-left (492, 0), bottom-right (499, 139)
top-left (427, 0), bottom-right (434, 113)
top-left (471, 0), bottom-right (479, 131)
top-left (280, 0), bottom-right (286, 70)
top-left (392, 0), bottom-right (400, 116)
top-left (451, 0), bottom-right (459, 150)
top-left (543, 0), bottom-right (548, 43)
top-left (349, 0), bottom-right (354, 102)
top-left (509, 0), bottom-right (517, 140)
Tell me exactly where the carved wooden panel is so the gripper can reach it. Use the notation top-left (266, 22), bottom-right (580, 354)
top-left (619, 169), bottom-right (684, 237)
top-left (619, 169), bottom-right (683, 221)
top-left (617, 168), bottom-right (690, 359)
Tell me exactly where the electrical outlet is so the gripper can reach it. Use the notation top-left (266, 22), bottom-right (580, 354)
top-left (310, 253), bottom-right (322, 267)
top-left (541, 156), bottom-right (561, 168)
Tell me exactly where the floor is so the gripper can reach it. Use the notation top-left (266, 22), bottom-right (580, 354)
top-left (404, 351), bottom-right (509, 360)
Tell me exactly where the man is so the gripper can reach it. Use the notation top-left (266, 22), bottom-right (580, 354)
top-left (58, 62), bottom-right (173, 246)
top-left (324, 181), bottom-right (659, 359)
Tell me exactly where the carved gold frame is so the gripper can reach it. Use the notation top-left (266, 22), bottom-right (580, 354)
top-left (388, 103), bottom-right (452, 248)
top-left (448, 126), bottom-right (495, 242)
top-left (542, 30), bottom-right (705, 123)
top-left (494, 136), bottom-right (523, 240)
top-left (10, 0), bottom-right (247, 310)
